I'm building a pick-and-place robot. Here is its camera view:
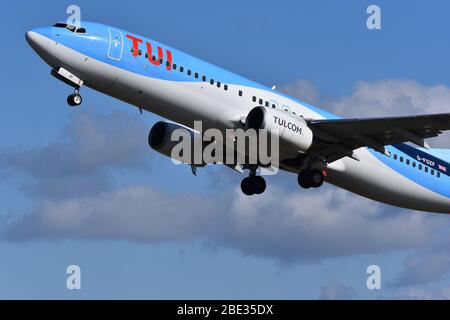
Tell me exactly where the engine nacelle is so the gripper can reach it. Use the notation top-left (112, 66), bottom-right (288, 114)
top-left (149, 121), bottom-right (202, 165)
top-left (245, 106), bottom-right (313, 152)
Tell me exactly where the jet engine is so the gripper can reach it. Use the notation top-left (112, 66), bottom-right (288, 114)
top-left (245, 106), bottom-right (313, 152)
top-left (148, 121), bottom-right (203, 165)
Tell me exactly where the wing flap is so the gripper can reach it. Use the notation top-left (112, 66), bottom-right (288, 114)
top-left (307, 113), bottom-right (450, 163)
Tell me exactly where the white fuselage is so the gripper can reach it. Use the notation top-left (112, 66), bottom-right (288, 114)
top-left (27, 30), bottom-right (450, 213)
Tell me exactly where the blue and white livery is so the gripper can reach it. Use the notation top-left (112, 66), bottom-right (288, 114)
top-left (26, 22), bottom-right (450, 213)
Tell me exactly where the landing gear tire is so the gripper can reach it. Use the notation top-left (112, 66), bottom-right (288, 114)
top-left (241, 177), bottom-right (255, 196)
top-left (241, 176), bottom-right (266, 196)
top-left (310, 169), bottom-right (324, 188)
top-left (254, 176), bottom-right (266, 195)
top-left (67, 93), bottom-right (82, 107)
top-left (298, 171), bottom-right (312, 189)
top-left (298, 169), bottom-right (324, 189)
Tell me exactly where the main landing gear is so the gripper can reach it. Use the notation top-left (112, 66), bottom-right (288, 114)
top-left (241, 168), bottom-right (266, 196)
top-left (67, 88), bottom-right (82, 107)
top-left (240, 168), bottom-right (325, 195)
top-left (297, 169), bottom-right (325, 189)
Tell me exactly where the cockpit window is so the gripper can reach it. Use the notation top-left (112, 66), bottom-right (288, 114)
top-left (66, 24), bottom-right (77, 32)
top-left (53, 23), bottom-right (86, 34)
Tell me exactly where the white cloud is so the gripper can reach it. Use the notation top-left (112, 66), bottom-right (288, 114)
top-left (2, 79), bottom-right (450, 267)
top-left (389, 251), bottom-right (450, 287)
top-left (322, 79), bottom-right (450, 147)
top-left (326, 79), bottom-right (450, 118)
top-left (319, 282), bottom-right (356, 300)
top-left (281, 79), bottom-right (450, 147)
top-left (389, 287), bottom-right (450, 300)
top-left (280, 80), bottom-right (321, 105)
top-left (0, 111), bottom-right (149, 199)
top-left (5, 182), bottom-right (446, 264)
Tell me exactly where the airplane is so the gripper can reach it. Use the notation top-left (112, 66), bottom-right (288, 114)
top-left (26, 22), bottom-right (450, 213)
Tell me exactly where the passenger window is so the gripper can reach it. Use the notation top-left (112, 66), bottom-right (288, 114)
top-left (224, 84), bottom-right (228, 91)
top-left (195, 72), bottom-right (199, 79)
top-left (400, 157), bottom-right (404, 163)
top-left (180, 66), bottom-right (184, 72)
top-left (159, 58), bottom-right (163, 64)
top-left (431, 169), bottom-right (435, 176)
top-left (265, 101), bottom-right (269, 107)
top-left (187, 70), bottom-right (192, 76)
top-left (210, 79), bottom-right (215, 85)
top-left (138, 50), bottom-right (142, 56)
top-left (271, 100), bottom-right (278, 109)
top-left (66, 24), bottom-right (77, 32)
top-left (393, 154), bottom-right (397, 160)
top-left (425, 167), bottom-right (428, 173)
top-left (252, 96), bottom-right (257, 102)
top-left (259, 99), bottom-right (263, 105)
top-left (283, 105), bottom-right (291, 112)
top-left (238, 90), bottom-right (243, 97)
top-left (173, 63), bottom-right (177, 70)
top-left (217, 82), bottom-right (221, 88)
top-left (419, 164), bottom-right (422, 170)
top-left (437, 172), bottom-right (441, 178)
top-left (202, 75), bottom-right (206, 82)
top-left (53, 23), bottom-right (68, 28)
top-left (412, 162), bottom-right (416, 168)
top-left (406, 159), bottom-right (410, 165)
top-left (166, 61), bottom-right (171, 67)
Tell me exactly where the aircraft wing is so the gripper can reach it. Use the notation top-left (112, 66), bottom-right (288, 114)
top-left (307, 113), bottom-right (450, 163)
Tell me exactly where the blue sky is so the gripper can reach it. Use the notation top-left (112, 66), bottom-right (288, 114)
top-left (1, 0), bottom-right (450, 299)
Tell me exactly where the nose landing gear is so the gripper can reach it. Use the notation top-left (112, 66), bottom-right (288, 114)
top-left (241, 168), bottom-right (266, 196)
top-left (50, 68), bottom-right (84, 107)
top-left (67, 88), bottom-right (82, 107)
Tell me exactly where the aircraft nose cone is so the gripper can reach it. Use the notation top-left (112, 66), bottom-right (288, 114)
top-left (25, 31), bottom-right (38, 46)
top-left (26, 29), bottom-right (51, 57)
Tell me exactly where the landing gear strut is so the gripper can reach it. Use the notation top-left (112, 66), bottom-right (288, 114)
top-left (298, 169), bottom-right (325, 189)
top-left (67, 88), bottom-right (82, 107)
top-left (241, 168), bottom-right (266, 196)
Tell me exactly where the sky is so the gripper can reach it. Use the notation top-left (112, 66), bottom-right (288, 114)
top-left (0, 0), bottom-right (450, 299)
